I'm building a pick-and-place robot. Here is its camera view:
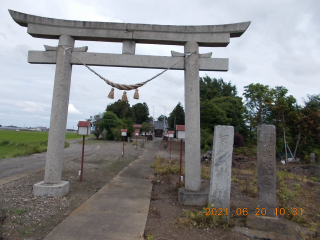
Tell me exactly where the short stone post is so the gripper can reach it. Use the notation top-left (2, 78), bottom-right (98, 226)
top-left (310, 153), bottom-right (316, 163)
top-left (209, 126), bottom-right (234, 220)
top-left (246, 125), bottom-right (288, 234)
top-left (33, 35), bottom-right (74, 197)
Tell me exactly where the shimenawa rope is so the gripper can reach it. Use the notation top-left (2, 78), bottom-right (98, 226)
top-left (58, 45), bottom-right (197, 91)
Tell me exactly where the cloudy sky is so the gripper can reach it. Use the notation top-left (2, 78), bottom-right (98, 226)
top-left (0, 0), bottom-right (319, 129)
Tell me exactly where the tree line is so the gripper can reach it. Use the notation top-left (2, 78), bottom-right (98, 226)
top-left (88, 76), bottom-right (320, 160)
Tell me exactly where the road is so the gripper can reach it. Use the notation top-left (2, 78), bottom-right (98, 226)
top-left (0, 139), bottom-right (94, 185)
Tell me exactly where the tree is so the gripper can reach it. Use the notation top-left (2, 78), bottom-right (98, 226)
top-left (87, 113), bottom-right (103, 140)
top-left (211, 96), bottom-right (245, 134)
top-left (299, 94), bottom-right (320, 153)
top-left (200, 76), bottom-right (237, 101)
top-left (141, 122), bottom-right (152, 133)
top-left (243, 83), bottom-right (273, 128)
top-left (121, 118), bottom-right (135, 137)
top-left (157, 115), bottom-right (167, 122)
top-left (99, 111), bottom-right (123, 140)
top-left (200, 100), bottom-right (231, 132)
top-left (132, 102), bottom-right (149, 124)
top-left (266, 86), bottom-right (299, 155)
top-left (106, 100), bottom-right (135, 122)
top-left (167, 102), bottom-right (185, 129)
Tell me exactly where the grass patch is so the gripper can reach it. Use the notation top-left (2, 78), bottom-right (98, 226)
top-left (309, 177), bottom-right (318, 182)
top-left (150, 156), bottom-right (179, 175)
top-left (277, 170), bottom-right (294, 179)
top-left (233, 146), bottom-right (257, 156)
top-left (0, 140), bottom-right (69, 159)
top-left (0, 130), bottom-right (82, 143)
top-left (176, 204), bottom-right (233, 230)
top-left (238, 179), bottom-right (257, 198)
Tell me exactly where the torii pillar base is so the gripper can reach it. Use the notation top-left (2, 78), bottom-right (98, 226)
top-left (178, 187), bottom-right (208, 206)
top-left (33, 181), bottom-right (69, 198)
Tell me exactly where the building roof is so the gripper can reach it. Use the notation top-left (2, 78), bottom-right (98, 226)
top-left (77, 121), bottom-right (91, 127)
top-left (168, 131), bottom-right (174, 134)
top-left (153, 121), bottom-right (168, 130)
top-left (133, 124), bottom-right (142, 128)
top-left (134, 129), bottom-right (140, 133)
top-left (176, 125), bottom-right (185, 131)
top-left (121, 129), bottom-right (127, 132)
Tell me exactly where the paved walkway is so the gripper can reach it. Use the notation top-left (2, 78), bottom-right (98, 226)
top-left (45, 139), bottom-right (159, 240)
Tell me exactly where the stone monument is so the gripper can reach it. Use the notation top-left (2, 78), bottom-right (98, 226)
top-left (310, 153), bottom-right (316, 163)
top-left (208, 126), bottom-right (234, 219)
top-left (9, 9), bottom-right (250, 199)
top-left (246, 125), bottom-right (288, 234)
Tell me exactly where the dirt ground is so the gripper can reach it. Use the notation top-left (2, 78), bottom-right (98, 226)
top-left (0, 138), bottom-right (149, 240)
top-left (144, 141), bottom-right (320, 240)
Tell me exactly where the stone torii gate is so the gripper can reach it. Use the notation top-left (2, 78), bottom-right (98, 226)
top-left (9, 10), bottom-right (250, 200)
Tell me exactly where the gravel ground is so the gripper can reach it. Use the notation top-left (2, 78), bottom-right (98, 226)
top-left (0, 139), bottom-right (152, 240)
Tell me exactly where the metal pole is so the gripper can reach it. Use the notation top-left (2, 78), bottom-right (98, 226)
top-left (123, 136), bottom-right (124, 158)
top-left (152, 106), bottom-right (155, 125)
top-left (80, 135), bottom-right (85, 182)
top-left (179, 139), bottom-right (183, 184)
top-left (136, 135), bottom-right (137, 149)
top-left (170, 137), bottom-right (172, 159)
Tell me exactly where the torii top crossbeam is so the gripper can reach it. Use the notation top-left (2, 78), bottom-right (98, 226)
top-left (9, 9), bottom-right (250, 47)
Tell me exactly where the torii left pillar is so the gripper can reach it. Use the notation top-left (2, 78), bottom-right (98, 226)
top-left (33, 35), bottom-right (74, 197)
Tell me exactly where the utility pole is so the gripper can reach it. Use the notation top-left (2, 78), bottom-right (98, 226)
top-left (152, 106), bottom-right (155, 124)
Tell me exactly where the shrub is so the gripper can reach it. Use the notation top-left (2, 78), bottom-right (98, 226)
top-left (234, 133), bottom-right (245, 148)
top-left (0, 139), bottom-right (10, 146)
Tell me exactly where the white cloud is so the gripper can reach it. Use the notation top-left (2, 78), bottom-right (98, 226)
top-left (15, 101), bottom-right (44, 113)
top-left (68, 103), bottom-right (82, 114)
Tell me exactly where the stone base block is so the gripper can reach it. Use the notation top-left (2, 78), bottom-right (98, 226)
top-left (246, 214), bottom-right (288, 234)
top-left (178, 187), bottom-right (208, 206)
top-left (33, 181), bottom-right (69, 197)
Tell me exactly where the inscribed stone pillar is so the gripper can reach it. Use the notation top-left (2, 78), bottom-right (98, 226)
top-left (184, 41), bottom-right (201, 192)
top-left (44, 35), bottom-right (75, 184)
top-left (209, 126), bottom-right (234, 215)
top-left (257, 125), bottom-right (277, 217)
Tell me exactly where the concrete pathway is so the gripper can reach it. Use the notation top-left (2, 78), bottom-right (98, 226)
top-left (0, 138), bottom-right (93, 185)
top-left (45, 139), bottom-right (159, 240)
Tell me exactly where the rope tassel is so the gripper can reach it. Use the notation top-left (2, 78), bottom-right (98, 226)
top-left (121, 91), bottom-right (128, 102)
top-left (108, 88), bottom-right (114, 99)
top-left (133, 89), bottom-right (139, 99)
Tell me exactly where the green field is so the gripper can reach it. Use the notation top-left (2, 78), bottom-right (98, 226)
top-left (0, 130), bottom-right (82, 159)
